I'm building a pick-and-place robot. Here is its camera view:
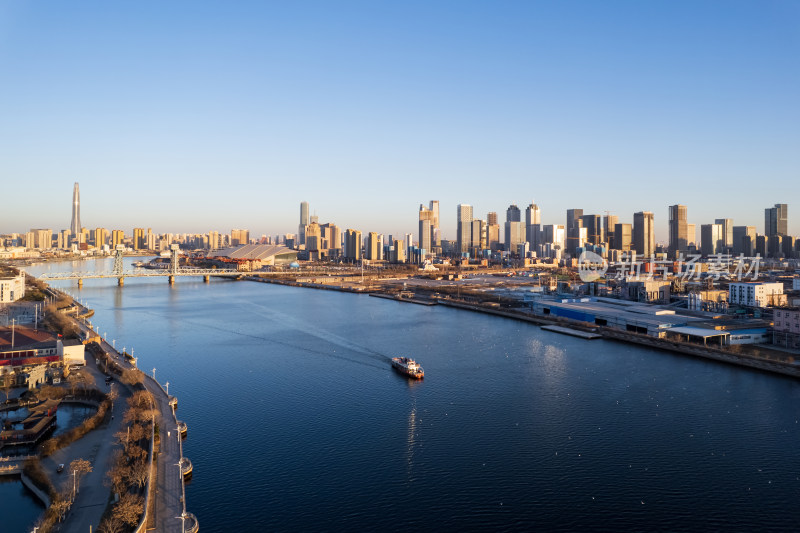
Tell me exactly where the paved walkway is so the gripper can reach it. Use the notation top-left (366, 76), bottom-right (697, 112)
top-left (42, 350), bottom-right (131, 533)
top-left (144, 374), bottom-right (186, 533)
top-left (44, 290), bottom-right (189, 532)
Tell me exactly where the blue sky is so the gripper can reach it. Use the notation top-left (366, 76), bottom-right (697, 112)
top-left (1, 0), bottom-right (798, 243)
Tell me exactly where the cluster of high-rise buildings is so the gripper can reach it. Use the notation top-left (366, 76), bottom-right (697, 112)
top-left (294, 201), bottom-right (420, 263)
top-left (2, 184), bottom-right (797, 265)
top-left (668, 203), bottom-right (792, 260)
top-left (444, 201), bottom-right (795, 263)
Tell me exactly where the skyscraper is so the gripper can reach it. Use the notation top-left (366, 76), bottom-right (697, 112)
top-left (613, 223), bottom-right (632, 251)
top-left (633, 211), bottom-right (655, 257)
top-left (566, 208), bottom-right (584, 254)
top-left (765, 204), bottom-right (788, 237)
top-left (457, 204), bottom-right (473, 254)
top-left (668, 204), bottom-right (688, 258)
top-left (732, 226), bottom-right (756, 256)
top-left (70, 182), bottom-right (81, 237)
top-left (299, 201), bottom-right (310, 245)
top-left (419, 204), bottom-right (434, 254)
top-left (525, 203), bottom-right (541, 249)
top-left (344, 229), bottom-right (362, 262)
top-left (580, 214), bottom-right (603, 245)
top-left (715, 218), bottom-right (733, 252)
top-left (429, 200), bottom-right (440, 247)
top-left (701, 224), bottom-right (723, 256)
top-left (505, 205), bottom-right (523, 253)
top-left (603, 214), bottom-right (619, 248)
top-left (487, 212), bottom-right (500, 251)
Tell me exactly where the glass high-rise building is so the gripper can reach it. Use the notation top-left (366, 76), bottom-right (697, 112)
top-left (457, 204), bottom-right (473, 254)
top-left (70, 182), bottom-right (81, 237)
top-left (299, 201), bottom-right (310, 245)
top-left (765, 204), bottom-right (788, 237)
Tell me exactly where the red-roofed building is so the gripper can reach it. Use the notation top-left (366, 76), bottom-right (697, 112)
top-left (0, 326), bottom-right (62, 369)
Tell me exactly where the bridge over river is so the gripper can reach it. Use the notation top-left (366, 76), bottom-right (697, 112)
top-left (38, 245), bottom-right (264, 287)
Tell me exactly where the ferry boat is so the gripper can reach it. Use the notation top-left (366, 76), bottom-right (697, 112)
top-left (391, 357), bottom-right (424, 379)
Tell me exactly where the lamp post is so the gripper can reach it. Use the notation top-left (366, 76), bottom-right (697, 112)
top-left (152, 368), bottom-right (156, 380)
top-left (165, 381), bottom-right (170, 395)
top-left (72, 469), bottom-right (76, 500)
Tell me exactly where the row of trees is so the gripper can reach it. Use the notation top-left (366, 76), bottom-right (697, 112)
top-left (25, 457), bottom-right (92, 532)
top-left (98, 389), bottom-right (155, 533)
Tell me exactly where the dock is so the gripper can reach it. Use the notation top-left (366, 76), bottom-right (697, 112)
top-left (370, 293), bottom-right (437, 306)
top-left (540, 325), bottom-right (602, 339)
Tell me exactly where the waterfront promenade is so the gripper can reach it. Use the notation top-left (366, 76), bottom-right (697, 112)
top-left (43, 356), bottom-right (131, 533)
top-left (68, 298), bottom-right (192, 532)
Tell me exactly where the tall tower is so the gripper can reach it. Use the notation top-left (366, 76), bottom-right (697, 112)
top-left (456, 204), bottom-right (473, 254)
top-left (525, 203), bottom-right (541, 250)
top-left (633, 211), bottom-right (655, 257)
top-left (299, 201), bottom-right (310, 245)
top-left (419, 204), bottom-right (434, 254)
top-left (70, 182), bottom-right (81, 237)
top-left (429, 200), bottom-right (440, 246)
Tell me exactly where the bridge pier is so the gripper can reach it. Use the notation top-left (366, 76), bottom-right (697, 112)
top-left (77, 279), bottom-right (83, 288)
top-left (118, 277), bottom-right (124, 287)
top-left (203, 275), bottom-right (210, 283)
top-left (169, 275), bottom-right (175, 285)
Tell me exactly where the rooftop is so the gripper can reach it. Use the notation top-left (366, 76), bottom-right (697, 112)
top-left (0, 326), bottom-right (57, 350)
top-left (208, 244), bottom-right (297, 261)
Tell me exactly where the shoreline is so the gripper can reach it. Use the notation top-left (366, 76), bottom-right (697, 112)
top-left (246, 274), bottom-right (800, 380)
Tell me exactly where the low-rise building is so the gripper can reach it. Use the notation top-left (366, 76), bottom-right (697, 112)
top-left (773, 307), bottom-right (800, 349)
top-left (62, 338), bottom-right (86, 367)
top-left (728, 282), bottom-right (784, 308)
top-left (0, 273), bottom-right (25, 303)
top-left (0, 326), bottom-right (62, 369)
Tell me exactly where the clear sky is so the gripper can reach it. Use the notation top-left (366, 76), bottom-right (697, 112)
top-left (1, 0), bottom-right (798, 244)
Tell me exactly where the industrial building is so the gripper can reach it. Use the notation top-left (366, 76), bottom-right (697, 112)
top-left (530, 296), bottom-right (705, 337)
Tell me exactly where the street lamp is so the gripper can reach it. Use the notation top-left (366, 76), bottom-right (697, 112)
top-left (152, 368), bottom-right (156, 380)
top-left (165, 381), bottom-right (170, 395)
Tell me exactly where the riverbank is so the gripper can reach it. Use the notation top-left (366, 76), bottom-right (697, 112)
top-left (243, 275), bottom-right (800, 381)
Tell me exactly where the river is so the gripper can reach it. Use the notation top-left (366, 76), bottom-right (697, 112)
top-left (14, 258), bottom-right (800, 532)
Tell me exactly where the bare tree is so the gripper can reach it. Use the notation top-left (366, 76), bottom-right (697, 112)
top-left (128, 458), bottom-right (150, 489)
top-left (98, 516), bottom-right (125, 533)
top-left (128, 423), bottom-right (147, 443)
top-left (81, 370), bottom-right (96, 394)
top-left (113, 493), bottom-right (144, 526)
top-left (106, 461), bottom-right (129, 495)
top-left (51, 496), bottom-right (72, 522)
top-left (121, 368), bottom-right (144, 387)
top-left (69, 458), bottom-right (93, 494)
top-left (107, 386), bottom-right (119, 403)
top-left (128, 389), bottom-right (154, 409)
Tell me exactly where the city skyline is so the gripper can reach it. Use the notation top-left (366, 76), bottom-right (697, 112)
top-left (2, 185), bottom-right (798, 249)
top-left (1, 2), bottom-right (798, 239)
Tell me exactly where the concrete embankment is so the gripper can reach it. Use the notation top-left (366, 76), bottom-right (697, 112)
top-left (432, 299), bottom-right (800, 380)
top-left (369, 293), bottom-right (437, 306)
top-left (601, 329), bottom-right (800, 379)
